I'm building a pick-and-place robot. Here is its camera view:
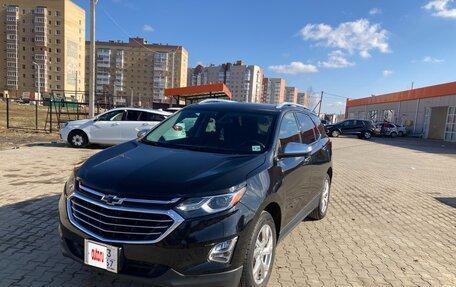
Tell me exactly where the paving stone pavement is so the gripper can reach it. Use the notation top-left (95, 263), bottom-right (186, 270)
top-left (0, 138), bottom-right (455, 287)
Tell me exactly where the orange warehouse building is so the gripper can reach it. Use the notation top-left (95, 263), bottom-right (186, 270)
top-left (345, 81), bottom-right (456, 142)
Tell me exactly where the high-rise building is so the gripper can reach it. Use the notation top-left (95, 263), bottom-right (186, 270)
top-left (187, 60), bottom-right (263, 103)
top-left (261, 77), bottom-right (286, 104)
top-left (0, 0), bottom-right (85, 99)
top-left (85, 38), bottom-right (188, 106)
top-left (297, 92), bottom-right (308, 107)
top-left (285, 86), bottom-right (298, 103)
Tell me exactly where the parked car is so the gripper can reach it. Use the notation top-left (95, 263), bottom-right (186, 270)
top-left (394, 124), bottom-right (408, 136)
top-left (60, 107), bottom-right (171, 147)
top-left (325, 119), bottom-right (375, 139)
top-left (164, 107), bottom-right (183, 113)
top-left (320, 119), bottom-right (329, 126)
top-left (374, 122), bottom-right (399, 137)
top-left (59, 101), bottom-right (333, 287)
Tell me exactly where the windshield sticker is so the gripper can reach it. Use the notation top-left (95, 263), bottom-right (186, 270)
top-left (252, 145), bottom-right (261, 152)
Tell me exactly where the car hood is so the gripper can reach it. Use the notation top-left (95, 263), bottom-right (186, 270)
top-left (66, 119), bottom-right (93, 128)
top-left (77, 140), bottom-right (267, 199)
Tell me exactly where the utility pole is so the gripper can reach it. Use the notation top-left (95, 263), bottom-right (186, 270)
top-left (317, 91), bottom-right (324, 117)
top-left (32, 62), bottom-right (40, 102)
top-left (88, 0), bottom-right (98, 117)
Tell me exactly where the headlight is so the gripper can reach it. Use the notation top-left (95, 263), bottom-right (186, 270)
top-left (64, 170), bottom-right (76, 197)
top-left (175, 185), bottom-right (247, 217)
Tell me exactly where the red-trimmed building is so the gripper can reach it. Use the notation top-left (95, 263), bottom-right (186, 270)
top-left (345, 81), bottom-right (456, 142)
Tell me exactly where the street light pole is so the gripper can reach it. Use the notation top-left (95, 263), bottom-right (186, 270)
top-left (88, 0), bottom-right (98, 117)
top-left (32, 62), bottom-right (40, 102)
top-left (130, 87), bottom-right (134, 107)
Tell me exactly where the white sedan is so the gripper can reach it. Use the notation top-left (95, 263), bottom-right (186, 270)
top-left (60, 107), bottom-right (171, 147)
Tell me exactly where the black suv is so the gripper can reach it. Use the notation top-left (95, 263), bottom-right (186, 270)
top-left (325, 119), bottom-right (375, 139)
top-left (59, 102), bottom-right (333, 287)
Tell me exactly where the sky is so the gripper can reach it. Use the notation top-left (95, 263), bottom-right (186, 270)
top-left (73, 0), bottom-right (456, 114)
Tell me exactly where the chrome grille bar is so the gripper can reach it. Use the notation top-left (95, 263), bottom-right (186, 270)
top-left (72, 206), bottom-right (169, 229)
top-left (79, 184), bottom-right (181, 205)
top-left (66, 188), bottom-right (184, 244)
top-left (72, 200), bottom-right (173, 223)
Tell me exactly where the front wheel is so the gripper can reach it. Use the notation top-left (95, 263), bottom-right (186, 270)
top-left (331, 130), bottom-right (340, 137)
top-left (239, 212), bottom-right (276, 287)
top-left (363, 131), bottom-right (372, 139)
top-left (398, 131), bottom-right (404, 137)
top-left (68, 130), bottom-right (89, 148)
top-left (390, 132), bottom-right (397, 138)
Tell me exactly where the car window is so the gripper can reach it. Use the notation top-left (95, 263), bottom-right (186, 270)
top-left (309, 114), bottom-right (326, 135)
top-left (124, 110), bottom-right (142, 121)
top-left (343, 120), bottom-right (353, 126)
top-left (139, 112), bottom-right (166, 122)
top-left (278, 112), bottom-right (301, 149)
top-left (295, 112), bottom-right (318, 144)
top-left (97, 110), bottom-right (124, 121)
top-left (144, 109), bottom-right (277, 154)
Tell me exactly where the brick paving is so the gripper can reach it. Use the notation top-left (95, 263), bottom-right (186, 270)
top-left (0, 138), bottom-right (455, 286)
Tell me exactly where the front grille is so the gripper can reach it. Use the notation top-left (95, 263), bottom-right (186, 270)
top-left (67, 188), bottom-right (184, 244)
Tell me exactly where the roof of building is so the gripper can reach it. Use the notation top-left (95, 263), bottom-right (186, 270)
top-left (347, 81), bottom-right (456, 108)
top-left (164, 83), bottom-right (232, 100)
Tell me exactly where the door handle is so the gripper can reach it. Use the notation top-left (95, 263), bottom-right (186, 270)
top-left (111, 123), bottom-right (120, 126)
top-left (142, 123), bottom-right (150, 126)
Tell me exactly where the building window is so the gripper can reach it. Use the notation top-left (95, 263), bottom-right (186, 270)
top-left (383, 110), bottom-right (394, 122)
top-left (56, 39), bottom-right (61, 44)
top-left (57, 48), bottom-right (61, 53)
top-left (368, 110), bottom-right (378, 122)
top-left (445, 107), bottom-right (456, 142)
top-left (56, 67), bottom-right (61, 72)
top-left (56, 11), bottom-right (61, 16)
top-left (56, 20), bottom-right (61, 26)
top-left (56, 30), bottom-right (61, 35)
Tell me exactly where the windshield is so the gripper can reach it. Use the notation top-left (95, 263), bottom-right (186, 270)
top-left (143, 108), bottom-right (277, 154)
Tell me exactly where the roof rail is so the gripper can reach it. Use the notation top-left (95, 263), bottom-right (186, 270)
top-left (198, 99), bottom-right (236, 104)
top-left (276, 102), bottom-right (310, 110)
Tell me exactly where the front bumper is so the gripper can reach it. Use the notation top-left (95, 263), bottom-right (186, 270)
top-left (58, 194), bottom-right (254, 286)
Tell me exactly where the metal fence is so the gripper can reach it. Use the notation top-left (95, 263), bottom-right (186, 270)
top-left (4, 97), bottom-right (183, 133)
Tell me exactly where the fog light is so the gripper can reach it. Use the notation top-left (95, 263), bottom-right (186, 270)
top-left (208, 237), bottom-right (238, 263)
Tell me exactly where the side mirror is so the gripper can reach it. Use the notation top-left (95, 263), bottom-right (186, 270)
top-left (137, 129), bottom-right (150, 139)
top-left (279, 142), bottom-right (312, 158)
top-left (93, 117), bottom-right (98, 122)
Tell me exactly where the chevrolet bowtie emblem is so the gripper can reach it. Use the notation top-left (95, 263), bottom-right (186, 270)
top-left (101, 194), bottom-right (125, 206)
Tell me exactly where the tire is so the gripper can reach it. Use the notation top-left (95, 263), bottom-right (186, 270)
top-left (309, 174), bottom-right (331, 220)
top-left (239, 211), bottom-right (276, 287)
top-left (68, 130), bottom-right (89, 148)
top-left (398, 131), bottom-right (404, 137)
top-left (331, 130), bottom-right (340, 137)
top-left (362, 131), bottom-right (372, 139)
top-left (390, 132), bottom-right (397, 138)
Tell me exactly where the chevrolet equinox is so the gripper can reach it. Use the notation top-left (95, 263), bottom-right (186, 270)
top-left (59, 101), bottom-right (333, 287)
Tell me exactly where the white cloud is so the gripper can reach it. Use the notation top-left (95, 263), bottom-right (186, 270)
top-left (424, 0), bottom-right (456, 18)
top-left (196, 61), bottom-right (205, 66)
top-left (269, 61), bottom-right (318, 74)
top-left (383, 70), bottom-right (394, 76)
top-left (319, 50), bottom-right (355, 68)
top-left (369, 8), bottom-right (382, 15)
top-left (142, 24), bottom-right (154, 32)
top-left (423, 56), bottom-right (445, 63)
top-left (298, 19), bottom-right (390, 58)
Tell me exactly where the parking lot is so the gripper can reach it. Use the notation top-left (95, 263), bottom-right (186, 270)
top-left (0, 137), bottom-right (455, 286)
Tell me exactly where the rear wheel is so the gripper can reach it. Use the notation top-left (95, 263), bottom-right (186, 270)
top-left (68, 130), bottom-right (89, 148)
top-left (398, 131), bottom-right (404, 137)
top-left (331, 130), bottom-right (340, 137)
top-left (239, 211), bottom-right (276, 287)
top-left (390, 132), bottom-right (397, 138)
top-left (309, 174), bottom-right (331, 220)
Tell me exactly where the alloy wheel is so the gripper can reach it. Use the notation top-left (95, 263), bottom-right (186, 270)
top-left (320, 178), bottom-right (330, 213)
top-left (72, 135), bottom-right (83, 146)
top-left (252, 224), bottom-right (273, 285)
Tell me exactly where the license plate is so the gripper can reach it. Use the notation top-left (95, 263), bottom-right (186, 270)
top-left (84, 239), bottom-right (119, 273)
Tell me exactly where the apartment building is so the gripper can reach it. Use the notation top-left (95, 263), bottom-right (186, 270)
top-left (297, 92), bottom-right (308, 107)
top-left (284, 86), bottom-right (298, 103)
top-left (0, 0), bottom-right (85, 99)
top-left (261, 77), bottom-right (286, 104)
top-left (187, 60), bottom-right (263, 103)
top-left (85, 38), bottom-right (188, 106)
